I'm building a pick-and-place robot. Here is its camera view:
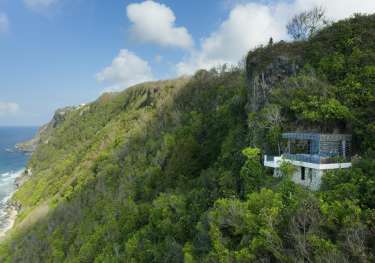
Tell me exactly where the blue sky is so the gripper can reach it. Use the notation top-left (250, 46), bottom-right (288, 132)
top-left (0, 0), bottom-right (374, 126)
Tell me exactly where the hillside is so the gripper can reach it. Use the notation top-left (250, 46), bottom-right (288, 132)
top-left (15, 106), bottom-right (85, 153)
top-left (0, 14), bottom-right (375, 262)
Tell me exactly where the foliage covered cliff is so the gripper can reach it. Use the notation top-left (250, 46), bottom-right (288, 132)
top-left (1, 14), bottom-right (375, 262)
top-left (15, 106), bottom-right (83, 153)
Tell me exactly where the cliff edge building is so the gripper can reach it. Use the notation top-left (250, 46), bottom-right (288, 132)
top-left (264, 132), bottom-right (352, 190)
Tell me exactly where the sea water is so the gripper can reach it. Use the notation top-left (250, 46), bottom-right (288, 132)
top-left (0, 127), bottom-right (37, 231)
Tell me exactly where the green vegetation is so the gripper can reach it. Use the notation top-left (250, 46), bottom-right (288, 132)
top-left (1, 14), bottom-right (375, 262)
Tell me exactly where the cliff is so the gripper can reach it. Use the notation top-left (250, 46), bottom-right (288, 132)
top-left (15, 106), bottom-right (82, 153)
top-left (1, 14), bottom-right (375, 263)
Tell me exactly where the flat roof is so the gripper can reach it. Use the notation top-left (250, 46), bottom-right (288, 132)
top-left (282, 132), bottom-right (351, 141)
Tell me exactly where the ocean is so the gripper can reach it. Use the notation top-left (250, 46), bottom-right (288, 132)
top-left (0, 127), bottom-right (37, 232)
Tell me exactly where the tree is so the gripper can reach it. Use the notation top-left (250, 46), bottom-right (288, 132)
top-left (289, 195), bottom-right (322, 262)
top-left (268, 37), bottom-right (274, 46)
top-left (240, 147), bottom-right (265, 195)
top-left (287, 7), bottom-right (328, 40)
top-left (280, 161), bottom-right (296, 178)
top-left (206, 189), bottom-right (285, 262)
top-left (259, 104), bottom-right (283, 155)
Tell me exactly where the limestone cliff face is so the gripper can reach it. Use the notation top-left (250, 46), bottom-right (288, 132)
top-left (49, 106), bottom-right (76, 128)
top-left (15, 106), bottom-right (82, 152)
top-left (245, 42), bottom-right (303, 113)
top-left (247, 56), bottom-right (299, 112)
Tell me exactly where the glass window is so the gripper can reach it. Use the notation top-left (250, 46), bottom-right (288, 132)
top-left (301, 167), bottom-right (305, 181)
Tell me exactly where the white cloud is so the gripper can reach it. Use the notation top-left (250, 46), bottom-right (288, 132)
top-left (294, 0), bottom-right (375, 20)
top-left (0, 102), bottom-right (20, 116)
top-left (177, 0), bottom-right (375, 75)
top-left (177, 3), bottom-right (289, 74)
top-left (96, 49), bottom-right (154, 92)
top-left (127, 0), bottom-right (193, 49)
top-left (0, 13), bottom-right (9, 33)
top-left (24, 0), bottom-right (59, 12)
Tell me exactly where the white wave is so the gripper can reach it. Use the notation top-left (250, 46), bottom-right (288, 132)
top-left (0, 169), bottom-right (24, 204)
top-left (0, 169), bottom-right (23, 179)
top-left (0, 168), bottom-right (24, 235)
top-left (1, 195), bottom-right (11, 205)
top-left (8, 169), bottom-right (23, 179)
top-left (0, 169), bottom-right (24, 187)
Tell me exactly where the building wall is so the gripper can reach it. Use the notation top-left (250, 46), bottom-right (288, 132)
top-left (274, 166), bottom-right (324, 190)
top-left (291, 167), bottom-right (323, 190)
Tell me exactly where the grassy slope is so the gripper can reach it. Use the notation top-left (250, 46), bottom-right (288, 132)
top-left (13, 77), bottom-right (191, 221)
top-left (0, 71), bottom-right (248, 262)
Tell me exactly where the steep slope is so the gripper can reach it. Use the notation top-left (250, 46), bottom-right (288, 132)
top-left (0, 14), bottom-right (375, 263)
top-left (15, 106), bottom-right (84, 153)
top-left (1, 72), bottom-right (249, 262)
top-left (13, 77), bottom-right (192, 221)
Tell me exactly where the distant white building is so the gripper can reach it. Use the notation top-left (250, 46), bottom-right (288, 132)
top-left (264, 132), bottom-right (352, 190)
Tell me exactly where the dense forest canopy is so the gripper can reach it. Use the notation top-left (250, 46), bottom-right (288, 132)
top-left (0, 14), bottom-right (374, 262)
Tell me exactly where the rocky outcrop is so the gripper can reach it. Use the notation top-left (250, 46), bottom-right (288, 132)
top-left (49, 106), bottom-right (77, 128)
top-left (15, 124), bottom-right (48, 152)
top-left (16, 106), bottom-right (83, 153)
top-left (245, 42), bottom-right (303, 112)
top-left (14, 169), bottom-right (32, 189)
top-left (247, 55), bottom-right (300, 112)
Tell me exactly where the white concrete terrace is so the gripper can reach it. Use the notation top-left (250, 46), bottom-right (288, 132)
top-left (264, 154), bottom-right (352, 170)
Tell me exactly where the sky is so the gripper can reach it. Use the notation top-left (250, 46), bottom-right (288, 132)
top-left (0, 0), bottom-right (375, 126)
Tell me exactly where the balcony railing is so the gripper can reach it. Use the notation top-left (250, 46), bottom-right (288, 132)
top-left (283, 153), bottom-right (350, 164)
top-left (265, 155), bottom-right (275, 162)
